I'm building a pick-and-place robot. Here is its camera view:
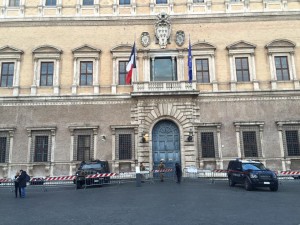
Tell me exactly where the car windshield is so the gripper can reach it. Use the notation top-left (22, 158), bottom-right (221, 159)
top-left (82, 164), bottom-right (102, 170)
top-left (242, 163), bottom-right (266, 171)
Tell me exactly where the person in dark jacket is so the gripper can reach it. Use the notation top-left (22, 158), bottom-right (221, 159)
top-left (14, 172), bottom-right (21, 198)
top-left (18, 170), bottom-right (28, 198)
top-left (175, 163), bottom-right (182, 184)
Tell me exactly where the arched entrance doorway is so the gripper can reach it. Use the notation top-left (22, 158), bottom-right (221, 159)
top-left (152, 120), bottom-right (180, 169)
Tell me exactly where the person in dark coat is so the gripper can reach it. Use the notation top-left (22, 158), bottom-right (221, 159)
top-left (18, 170), bottom-right (28, 198)
top-left (14, 172), bottom-right (21, 198)
top-left (175, 163), bottom-right (182, 184)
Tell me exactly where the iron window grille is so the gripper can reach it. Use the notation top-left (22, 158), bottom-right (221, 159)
top-left (0, 136), bottom-right (7, 163)
top-left (40, 62), bottom-right (54, 86)
top-left (242, 131), bottom-right (258, 157)
top-left (34, 136), bottom-right (49, 162)
top-left (196, 59), bottom-right (210, 83)
top-left (235, 57), bottom-right (250, 82)
top-left (119, 134), bottom-right (132, 160)
top-left (77, 135), bottom-right (91, 161)
top-left (275, 56), bottom-right (290, 81)
top-left (201, 132), bottom-right (215, 158)
top-left (0, 62), bottom-right (14, 87)
top-left (285, 130), bottom-right (300, 156)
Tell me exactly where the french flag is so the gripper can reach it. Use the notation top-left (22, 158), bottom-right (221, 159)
top-left (125, 42), bottom-right (136, 84)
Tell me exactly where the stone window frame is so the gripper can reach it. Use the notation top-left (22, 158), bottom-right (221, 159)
top-left (111, 44), bottom-right (137, 93)
top-left (26, 127), bottom-right (56, 164)
top-left (265, 39), bottom-right (299, 90)
top-left (225, 0), bottom-right (249, 13)
top-left (31, 45), bottom-right (62, 96)
top-left (191, 41), bottom-right (217, 90)
top-left (234, 122), bottom-right (264, 159)
top-left (0, 46), bottom-right (23, 96)
top-left (187, 0), bottom-right (211, 13)
top-left (76, 0), bottom-right (100, 15)
top-left (197, 123), bottom-right (221, 159)
top-left (227, 40), bottom-right (258, 91)
top-left (38, 0), bottom-right (62, 16)
top-left (111, 125), bottom-right (138, 172)
top-left (150, 0), bottom-right (174, 15)
top-left (0, 128), bottom-right (15, 164)
top-left (68, 126), bottom-right (99, 162)
top-left (72, 44), bottom-right (101, 95)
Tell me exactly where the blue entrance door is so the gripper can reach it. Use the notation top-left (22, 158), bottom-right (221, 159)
top-left (152, 120), bottom-right (180, 169)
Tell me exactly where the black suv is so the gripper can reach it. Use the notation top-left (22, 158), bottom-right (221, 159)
top-left (74, 160), bottom-right (110, 189)
top-left (227, 159), bottom-right (278, 191)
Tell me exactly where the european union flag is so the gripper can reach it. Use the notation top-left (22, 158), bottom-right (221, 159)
top-left (188, 39), bottom-right (193, 83)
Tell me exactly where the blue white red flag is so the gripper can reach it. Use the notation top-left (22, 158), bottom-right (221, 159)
top-left (188, 38), bottom-right (193, 83)
top-left (125, 42), bottom-right (136, 84)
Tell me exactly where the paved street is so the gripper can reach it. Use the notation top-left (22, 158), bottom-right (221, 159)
top-left (0, 179), bottom-right (300, 225)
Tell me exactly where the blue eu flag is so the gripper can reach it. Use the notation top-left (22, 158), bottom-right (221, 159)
top-left (188, 39), bottom-right (193, 83)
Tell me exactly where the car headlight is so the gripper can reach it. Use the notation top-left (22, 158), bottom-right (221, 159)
top-left (272, 173), bottom-right (277, 179)
top-left (250, 173), bottom-right (258, 179)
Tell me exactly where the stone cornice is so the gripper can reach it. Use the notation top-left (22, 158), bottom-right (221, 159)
top-left (0, 11), bottom-right (299, 27)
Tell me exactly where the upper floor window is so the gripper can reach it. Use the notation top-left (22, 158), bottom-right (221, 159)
top-left (80, 61), bottom-right (93, 86)
top-left (235, 57), bottom-right (250, 82)
top-left (119, 61), bottom-right (128, 85)
top-left (83, 0), bottom-right (94, 5)
top-left (193, 0), bottom-right (204, 3)
top-left (40, 62), bottom-right (54, 86)
top-left (45, 0), bottom-right (57, 6)
top-left (120, 0), bottom-right (130, 5)
top-left (151, 57), bottom-right (177, 81)
top-left (156, 0), bottom-right (168, 4)
top-left (8, 0), bottom-right (20, 7)
top-left (196, 58), bottom-right (210, 83)
top-left (275, 56), bottom-right (290, 81)
top-left (0, 62), bottom-right (14, 87)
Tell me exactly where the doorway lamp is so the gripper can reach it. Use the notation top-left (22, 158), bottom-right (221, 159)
top-left (187, 128), bottom-right (193, 142)
top-left (142, 132), bottom-right (149, 143)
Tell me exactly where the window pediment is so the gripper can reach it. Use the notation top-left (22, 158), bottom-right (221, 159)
top-left (227, 40), bottom-right (256, 50)
top-left (111, 44), bottom-right (132, 53)
top-left (72, 44), bottom-right (101, 54)
top-left (192, 41), bottom-right (216, 51)
top-left (266, 39), bottom-right (296, 49)
top-left (0, 45), bottom-right (23, 55)
top-left (33, 45), bottom-right (62, 54)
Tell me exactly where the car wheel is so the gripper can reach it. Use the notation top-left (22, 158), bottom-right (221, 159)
top-left (244, 178), bottom-right (253, 191)
top-left (228, 177), bottom-right (235, 187)
top-left (270, 185), bottom-right (278, 192)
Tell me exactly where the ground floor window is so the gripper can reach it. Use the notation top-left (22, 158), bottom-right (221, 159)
top-left (242, 131), bottom-right (258, 157)
top-left (198, 125), bottom-right (220, 159)
top-left (34, 136), bottom-right (49, 162)
top-left (115, 129), bottom-right (135, 160)
top-left (0, 135), bottom-right (7, 163)
top-left (77, 135), bottom-right (92, 161)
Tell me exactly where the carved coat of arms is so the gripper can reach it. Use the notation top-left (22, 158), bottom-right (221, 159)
top-left (155, 12), bottom-right (171, 49)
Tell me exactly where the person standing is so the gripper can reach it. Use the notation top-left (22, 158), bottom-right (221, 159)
top-left (18, 170), bottom-right (28, 198)
top-left (14, 172), bottom-right (21, 198)
top-left (158, 160), bottom-right (165, 182)
top-left (175, 163), bottom-right (182, 184)
top-left (140, 162), bottom-right (146, 183)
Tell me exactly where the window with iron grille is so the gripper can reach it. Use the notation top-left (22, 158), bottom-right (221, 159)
top-left (235, 57), bottom-right (250, 82)
top-left (0, 62), bottom-right (14, 87)
top-left (201, 132), bottom-right (215, 158)
top-left (80, 61), bottom-right (93, 86)
top-left (275, 56), bottom-right (290, 81)
top-left (196, 59), bottom-right (210, 83)
top-left (120, 0), bottom-right (130, 4)
top-left (285, 130), bottom-right (300, 156)
top-left (0, 136), bottom-right (7, 163)
top-left (83, 0), bottom-right (94, 5)
top-left (40, 62), bottom-right (53, 86)
top-left (119, 134), bottom-right (132, 160)
top-left (242, 131), bottom-right (258, 157)
top-left (77, 135), bottom-right (91, 161)
top-left (34, 136), bottom-right (49, 162)
top-left (119, 61), bottom-right (128, 85)
top-left (45, 0), bottom-right (56, 6)
top-left (9, 0), bottom-right (20, 6)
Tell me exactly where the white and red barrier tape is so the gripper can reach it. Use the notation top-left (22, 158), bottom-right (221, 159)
top-left (85, 173), bottom-right (117, 179)
top-left (213, 169), bottom-right (228, 173)
top-left (279, 171), bottom-right (300, 175)
top-left (153, 169), bottom-right (173, 173)
top-left (0, 178), bottom-right (11, 183)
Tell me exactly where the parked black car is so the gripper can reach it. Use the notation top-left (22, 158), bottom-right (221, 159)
top-left (227, 159), bottom-right (278, 191)
top-left (74, 160), bottom-right (110, 189)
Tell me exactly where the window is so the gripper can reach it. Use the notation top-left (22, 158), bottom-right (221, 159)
top-left (285, 130), bottom-right (300, 156)
top-left (242, 131), bottom-right (258, 157)
top-left (119, 61), bottom-right (128, 85)
top-left (83, 0), bottom-right (94, 5)
top-left (119, 134), bottom-right (132, 160)
top-left (193, 0), bottom-right (204, 2)
top-left (235, 57), bottom-right (250, 82)
top-left (80, 62), bottom-right (93, 86)
top-left (196, 59), bottom-right (210, 83)
top-left (151, 57), bottom-right (177, 81)
top-left (45, 0), bottom-right (56, 6)
top-left (201, 132), bottom-right (215, 158)
top-left (40, 62), bottom-right (54, 86)
top-left (77, 135), bottom-right (91, 161)
top-left (275, 56), bottom-right (290, 81)
top-left (34, 136), bottom-right (49, 162)
top-left (0, 136), bottom-right (7, 163)
top-left (8, 0), bottom-right (20, 7)
top-left (156, 0), bottom-right (167, 4)
top-left (0, 62), bottom-right (14, 87)
top-left (120, 0), bottom-right (130, 4)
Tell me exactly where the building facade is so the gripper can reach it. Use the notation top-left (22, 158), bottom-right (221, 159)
top-left (0, 0), bottom-right (300, 178)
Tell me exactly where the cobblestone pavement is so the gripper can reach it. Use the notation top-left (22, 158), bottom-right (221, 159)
top-left (0, 179), bottom-right (300, 225)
